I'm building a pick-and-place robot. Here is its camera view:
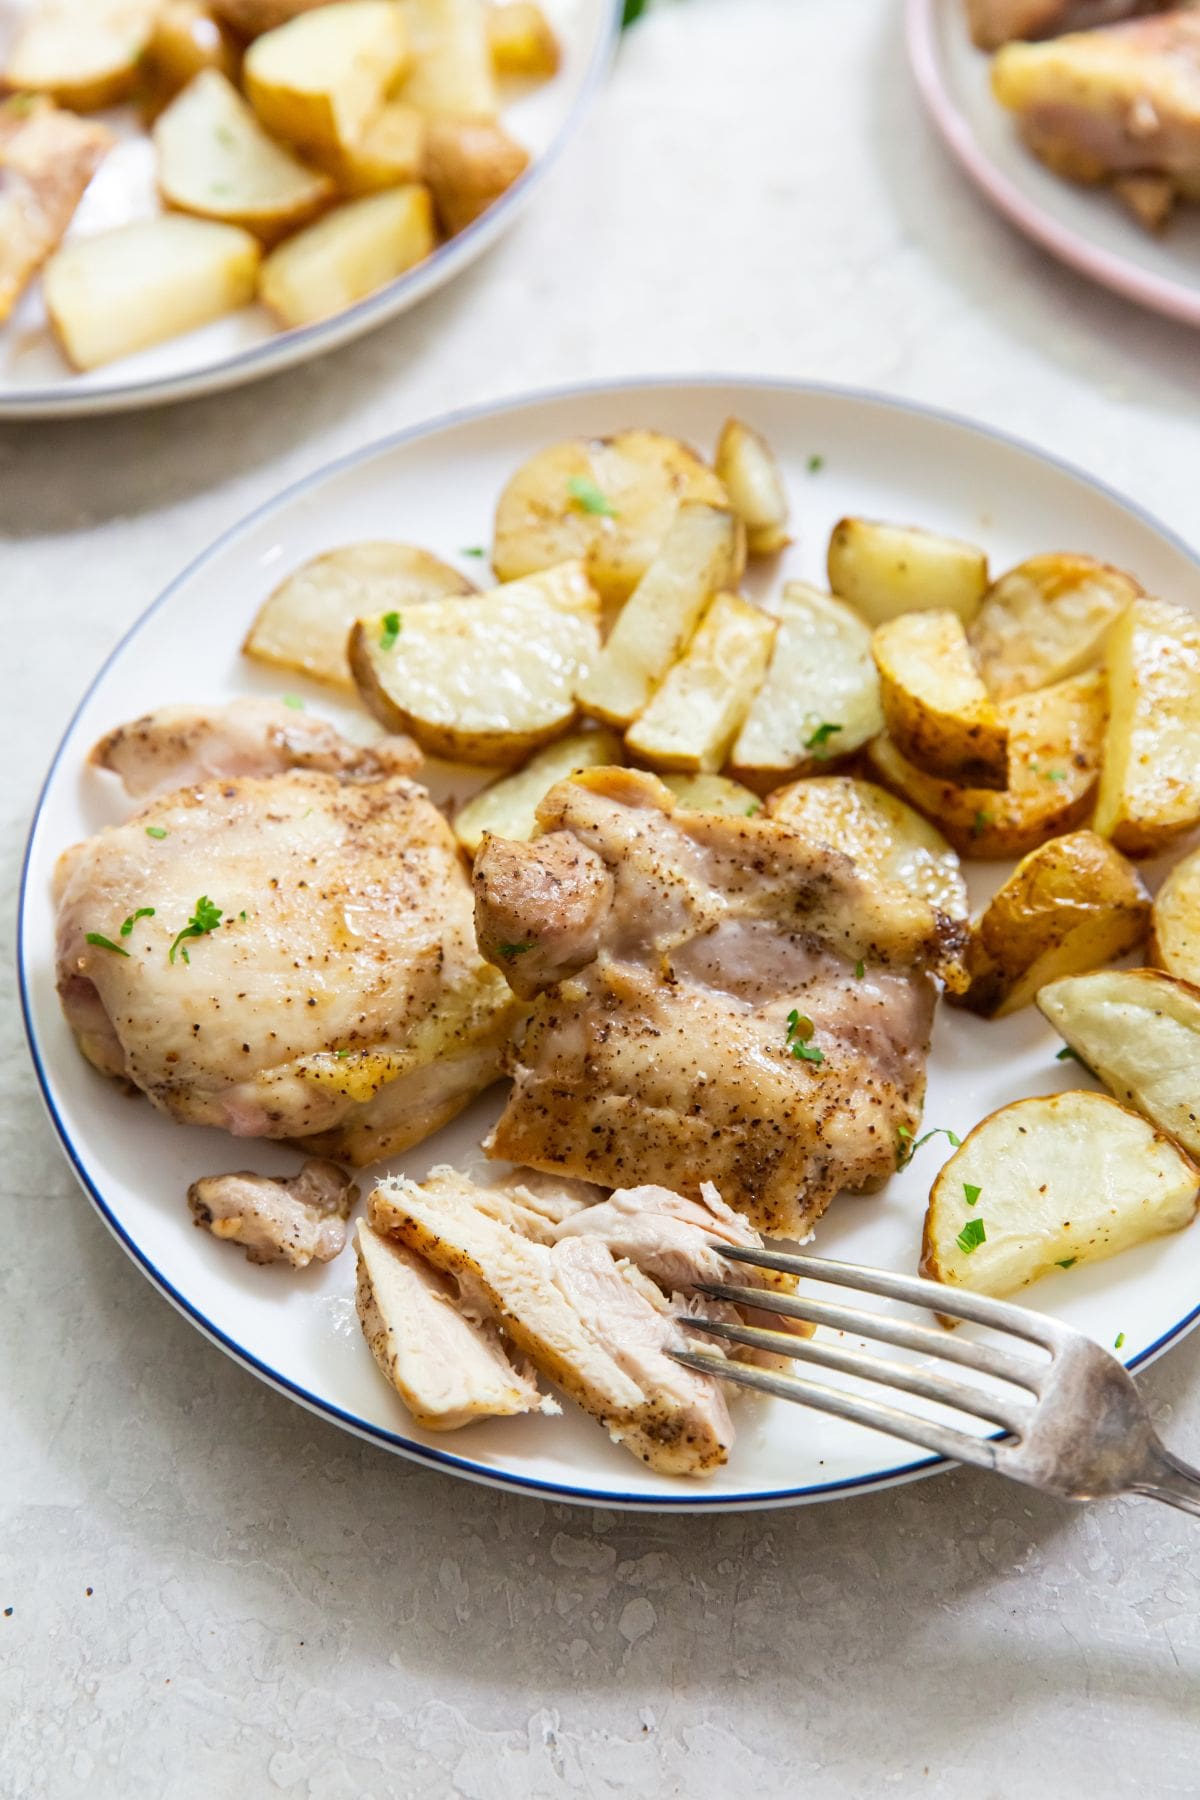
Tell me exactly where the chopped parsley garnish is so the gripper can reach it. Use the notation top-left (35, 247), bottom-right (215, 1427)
top-left (169, 895), bottom-right (223, 965)
top-left (785, 1008), bottom-right (825, 1065)
top-left (86, 932), bottom-right (129, 957)
top-left (120, 907), bottom-right (155, 938)
top-left (1045, 768), bottom-right (1067, 783)
top-left (971, 810), bottom-right (992, 839)
top-left (239, 910), bottom-right (247, 921)
top-left (335, 1049), bottom-right (351, 1059)
top-left (282, 694), bottom-right (304, 710)
top-left (1056, 1257), bottom-right (1076, 1269)
top-left (897, 1124), bottom-right (961, 1169)
top-left (956, 1217), bottom-right (986, 1255)
top-left (963, 1182), bottom-right (981, 1207)
top-left (566, 475), bottom-right (617, 517)
top-left (146, 826), bottom-right (168, 840)
top-left (1055, 1045), bottom-right (1094, 1073)
top-left (621, 0), bottom-right (647, 24)
top-left (805, 722), bottom-right (843, 756)
top-left (807, 454), bottom-right (824, 473)
top-left (1114, 1331), bottom-right (1126, 1350)
top-left (461, 546), bottom-right (487, 558)
top-left (745, 802), bottom-right (761, 816)
top-left (854, 959), bottom-right (866, 979)
top-left (379, 611), bottom-right (401, 652)
top-left (497, 941), bottom-right (534, 958)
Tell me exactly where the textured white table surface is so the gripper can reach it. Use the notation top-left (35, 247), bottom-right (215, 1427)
top-left (3, 3), bottom-right (1199, 1795)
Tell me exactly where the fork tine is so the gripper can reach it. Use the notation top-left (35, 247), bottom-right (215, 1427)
top-left (698, 1281), bottom-right (1042, 1392)
top-left (672, 1348), bottom-right (1005, 1474)
top-left (679, 1315), bottom-right (1029, 1433)
top-left (714, 1244), bottom-right (1063, 1349)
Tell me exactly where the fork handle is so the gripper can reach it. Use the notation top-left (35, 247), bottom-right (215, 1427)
top-left (1134, 1445), bottom-right (1200, 1518)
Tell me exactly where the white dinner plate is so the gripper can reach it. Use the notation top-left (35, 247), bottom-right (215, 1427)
top-left (19, 377), bottom-right (1200, 1511)
top-left (0, 0), bottom-right (619, 419)
top-left (907, 0), bottom-right (1200, 328)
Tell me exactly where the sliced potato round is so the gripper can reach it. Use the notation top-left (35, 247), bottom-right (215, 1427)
top-left (1039, 969), bottom-right (1200, 1160)
top-left (954, 830), bottom-right (1150, 1018)
top-left (1151, 843), bottom-right (1200, 986)
top-left (258, 184), bottom-right (434, 328)
top-left (873, 608), bottom-right (1008, 789)
top-left (766, 775), bottom-right (968, 919)
top-left (659, 772), bottom-right (761, 817)
top-left (867, 668), bottom-right (1106, 860)
top-left (921, 1091), bottom-right (1200, 1302)
top-left (1093, 596), bottom-right (1200, 858)
top-left (243, 0), bottom-right (409, 159)
top-left (155, 69), bottom-right (332, 241)
top-left (453, 727), bottom-right (624, 855)
top-left (348, 561), bottom-right (600, 765)
top-left (714, 418), bottom-right (790, 557)
top-left (491, 431), bottom-right (731, 608)
top-left (827, 518), bottom-right (988, 627)
top-left (243, 541), bottom-right (477, 690)
top-left (424, 117), bottom-right (529, 236)
top-left (968, 553), bottom-right (1140, 701)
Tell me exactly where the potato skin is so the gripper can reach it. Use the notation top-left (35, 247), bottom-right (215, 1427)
top-left (873, 609), bottom-right (1008, 790)
top-left (211, 0), bottom-right (334, 37)
top-left (424, 117), bottom-right (529, 235)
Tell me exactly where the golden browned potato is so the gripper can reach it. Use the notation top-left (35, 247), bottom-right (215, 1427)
top-left (1092, 597), bottom-right (1200, 858)
top-left (873, 608), bottom-right (1009, 789)
top-left (575, 501), bottom-right (744, 727)
top-left (766, 775), bottom-right (968, 920)
top-left (43, 216), bottom-right (261, 370)
top-left (402, 0), bottom-right (497, 118)
top-left (659, 772), bottom-right (761, 816)
top-left (0, 98), bottom-right (113, 325)
top-left (1151, 843), bottom-right (1200, 987)
top-left (487, 1), bottom-right (559, 78)
top-left (423, 117), bottom-right (529, 234)
top-left (866, 668), bottom-right (1106, 860)
top-left (827, 518), bottom-right (988, 627)
top-left (348, 561), bottom-right (600, 764)
top-left (155, 70), bottom-right (333, 242)
top-left (333, 101), bottom-right (425, 193)
top-left (243, 1), bottom-right (409, 161)
top-left (491, 431), bottom-right (731, 608)
top-left (921, 1091), bottom-right (1200, 1303)
top-left (212, 0), bottom-right (337, 33)
top-left (1038, 968), bottom-right (1200, 1160)
top-left (4, 0), bottom-right (160, 110)
top-left (714, 418), bottom-right (790, 557)
top-left (624, 593), bottom-right (777, 773)
top-left (452, 727), bottom-right (624, 855)
top-left (243, 541), bottom-right (477, 689)
top-left (968, 553), bottom-right (1139, 700)
top-left (258, 184), bottom-right (434, 327)
top-left (953, 831), bottom-right (1150, 1018)
top-left (139, 2), bottom-right (242, 117)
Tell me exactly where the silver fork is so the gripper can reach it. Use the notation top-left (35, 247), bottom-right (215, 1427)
top-left (671, 1246), bottom-right (1200, 1514)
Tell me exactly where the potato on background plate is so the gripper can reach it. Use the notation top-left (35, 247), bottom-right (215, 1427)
top-left (452, 728), bottom-right (624, 856)
top-left (139, 2), bottom-right (243, 118)
top-left (4, 0), bottom-right (160, 110)
top-left (1151, 844), bottom-right (1200, 988)
top-left (402, 0), bottom-right (497, 120)
top-left (873, 608), bottom-right (1009, 789)
top-left (424, 118), bottom-right (529, 235)
top-left (333, 100), bottom-right (425, 193)
top-left (1092, 596), bottom-right (1200, 857)
top-left (766, 775), bottom-right (968, 920)
top-left (212, 0), bottom-right (332, 34)
top-left (243, 0), bottom-right (410, 161)
top-left (486, 2), bottom-right (560, 79)
top-left (624, 592), bottom-right (777, 773)
top-left (258, 183), bottom-right (434, 326)
top-left (714, 418), bottom-right (790, 557)
top-left (953, 830), bottom-right (1150, 1018)
top-left (921, 1090), bottom-right (1200, 1304)
top-left (827, 517), bottom-right (989, 627)
top-left (968, 553), bottom-right (1139, 700)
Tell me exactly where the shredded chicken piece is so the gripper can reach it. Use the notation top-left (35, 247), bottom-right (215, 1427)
top-left (187, 1159), bottom-right (356, 1266)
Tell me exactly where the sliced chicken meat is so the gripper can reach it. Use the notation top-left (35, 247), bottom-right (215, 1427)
top-left (368, 1168), bottom-right (733, 1475)
top-left (355, 1221), bottom-right (555, 1430)
top-left (474, 768), bottom-right (966, 1239)
top-left (187, 1158), bottom-right (357, 1266)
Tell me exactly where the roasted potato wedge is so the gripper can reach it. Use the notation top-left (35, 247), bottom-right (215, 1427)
top-left (452, 727), bottom-right (624, 855)
top-left (0, 98), bottom-right (114, 325)
top-left (243, 1), bottom-right (409, 160)
top-left (873, 608), bottom-right (1009, 789)
top-left (423, 117), bottom-right (529, 234)
top-left (828, 517), bottom-right (988, 627)
top-left (43, 215), bottom-right (260, 370)
top-left (767, 775), bottom-right (968, 920)
top-left (402, 0), bottom-right (497, 118)
top-left (333, 100), bottom-right (425, 193)
top-left (1039, 969), bottom-right (1200, 1161)
top-left (5, 0), bottom-right (160, 110)
top-left (921, 1091), bottom-right (1200, 1302)
top-left (575, 501), bottom-right (744, 727)
top-left (491, 431), bottom-right (731, 608)
top-left (1151, 843), bottom-right (1200, 987)
top-left (624, 593), bottom-right (777, 773)
top-left (139, 3), bottom-right (242, 117)
top-left (867, 669), bottom-right (1106, 860)
top-left (243, 541), bottom-right (477, 689)
top-left (348, 560), bottom-right (600, 764)
top-left (714, 418), bottom-right (790, 557)
top-left (660, 772), bottom-right (761, 816)
top-left (1093, 597), bottom-right (1200, 857)
top-left (953, 831), bottom-right (1150, 1018)
top-left (487, 2), bottom-right (559, 78)
top-left (729, 583), bottom-right (881, 790)
top-left (258, 184), bottom-right (434, 327)
top-left (155, 70), bottom-right (333, 241)
top-left (968, 553), bottom-right (1139, 700)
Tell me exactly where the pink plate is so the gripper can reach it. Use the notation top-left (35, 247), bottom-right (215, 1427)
top-left (906, 0), bottom-right (1200, 328)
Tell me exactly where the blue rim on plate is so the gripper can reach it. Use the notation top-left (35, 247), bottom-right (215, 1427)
top-left (0, 0), bottom-right (623, 421)
top-left (19, 375), bottom-right (1200, 1511)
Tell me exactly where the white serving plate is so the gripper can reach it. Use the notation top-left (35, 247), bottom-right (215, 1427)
top-left (18, 377), bottom-right (1200, 1511)
top-left (0, 0), bottom-right (619, 418)
top-left (907, 0), bottom-right (1200, 328)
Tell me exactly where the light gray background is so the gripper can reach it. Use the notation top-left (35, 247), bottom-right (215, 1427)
top-left (3, 3), bottom-right (1198, 1794)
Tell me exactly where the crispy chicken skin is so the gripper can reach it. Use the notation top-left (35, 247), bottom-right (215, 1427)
top-left (57, 709), bottom-right (522, 1164)
top-left (967, 0), bottom-right (1158, 51)
top-left (187, 1158), bottom-right (356, 1266)
top-left (0, 97), bottom-right (113, 323)
top-left (992, 11), bottom-right (1200, 218)
top-left (474, 769), bottom-right (965, 1239)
